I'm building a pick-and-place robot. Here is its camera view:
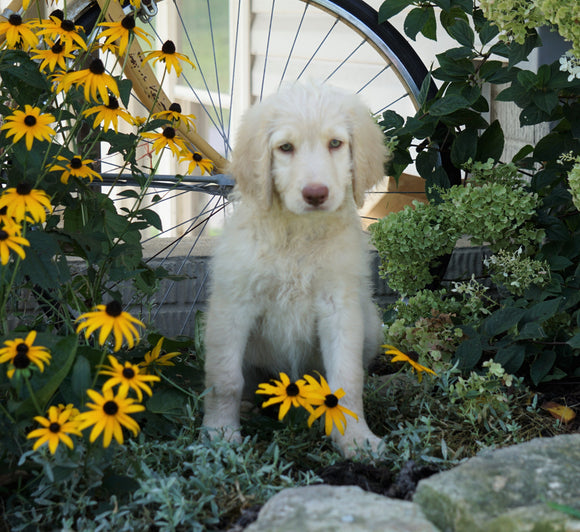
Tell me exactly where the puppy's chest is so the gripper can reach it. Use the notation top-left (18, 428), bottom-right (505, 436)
top-left (250, 247), bottom-right (322, 305)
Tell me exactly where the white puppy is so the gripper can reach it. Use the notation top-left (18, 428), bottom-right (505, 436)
top-left (202, 82), bottom-right (388, 456)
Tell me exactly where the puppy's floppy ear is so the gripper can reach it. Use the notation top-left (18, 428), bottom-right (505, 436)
top-left (347, 97), bottom-right (389, 209)
top-left (228, 101), bottom-right (273, 208)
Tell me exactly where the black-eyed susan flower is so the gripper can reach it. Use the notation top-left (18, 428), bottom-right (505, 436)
top-left (35, 14), bottom-right (87, 51)
top-left (179, 149), bottom-right (214, 176)
top-left (0, 13), bottom-right (39, 50)
top-left (0, 331), bottom-right (51, 379)
top-left (304, 374), bottom-right (358, 436)
top-left (50, 155), bottom-right (102, 184)
top-left (0, 183), bottom-right (52, 224)
top-left (82, 96), bottom-right (135, 133)
top-left (31, 40), bottom-right (76, 72)
top-left (75, 300), bottom-right (144, 352)
top-left (99, 355), bottom-right (160, 401)
top-left (256, 372), bottom-right (316, 420)
top-left (0, 105), bottom-right (56, 151)
top-left (98, 14), bottom-right (151, 56)
top-left (27, 405), bottom-right (82, 454)
top-left (60, 58), bottom-right (119, 104)
top-left (152, 102), bottom-right (196, 130)
top-left (141, 126), bottom-right (187, 157)
top-left (383, 345), bottom-right (437, 383)
top-left (0, 206), bottom-right (13, 227)
top-left (76, 388), bottom-right (145, 447)
top-left (138, 337), bottom-right (180, 374)
top-left (142, 40), bottom-right (196, 77)
top-left (0, 223), bottom-right (29, 265)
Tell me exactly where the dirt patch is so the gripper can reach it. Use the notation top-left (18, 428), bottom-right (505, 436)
top-left (318, 459), bottom-right (439, 500)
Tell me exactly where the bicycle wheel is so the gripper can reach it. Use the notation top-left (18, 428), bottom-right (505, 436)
top-left (18, 0), bottom-right (446, 337)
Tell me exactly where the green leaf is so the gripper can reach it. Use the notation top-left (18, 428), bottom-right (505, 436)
top-left (19, 231), bottom-right (70, 290)
top-left (521, 298), bottom-right (561, 324)
top-left (511, 144), bottom-right (534, 162)
top-left (404, 7), bottom-right (435, 41)
top-left (478, 20), bottom-right (499, 45)
top-left (532, 90), bottom-right (559, 115)
top-left (137, 208), bottom-right (163, 231)
top-left (429, 94), bottom-right (471, 116)
top-left (567, 333), bottom-right (580, 348)
top-left (378, 0), bottom-right (412, 22)
top-left (482, 306), bottom-right (526, 337)
top-left (495, 344), bottom-right (526, 373)
top-left (476, 120), bottom-right (504, 161)
top-left (16, 336), bottom-right (78, 418)
top-left (534, 133), bottom-right (579, 162)
top-left (446, 19), bottom-right (474, 47)
top-left (416, 149), bottom-right (439, 179)
top-left (530, 351), bottom-right (556, 386)
top-left (451, 128), bottom-right (478, 166)
top-left (380, 110), bottom-right (405, 130)
top-left (453, 336), bottom-right (482, 370)
top-left (71, 355), bottom-right (92, 403)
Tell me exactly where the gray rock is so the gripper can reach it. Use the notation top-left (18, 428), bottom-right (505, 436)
top-left (245, 484), bottom-right (440, 532)
top-left (414, 434), bottom-right (580, 532)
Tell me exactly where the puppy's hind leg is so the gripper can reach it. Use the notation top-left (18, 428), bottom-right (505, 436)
top-left (202, 300), bottom-right (255, 443)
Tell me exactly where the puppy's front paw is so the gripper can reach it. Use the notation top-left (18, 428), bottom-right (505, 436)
top-left (334, 429), bottom-right (385, 458)
top-left (201, 424), bottom-right (243, 444)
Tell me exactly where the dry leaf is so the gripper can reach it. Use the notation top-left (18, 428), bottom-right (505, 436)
top-left (541, 401), bottom-right (577, 424)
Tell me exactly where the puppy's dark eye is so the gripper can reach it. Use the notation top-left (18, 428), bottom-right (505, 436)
top-left (279, 142), bottom-right (294, 153)
top-left (329, 139), bottom-right (343, 150)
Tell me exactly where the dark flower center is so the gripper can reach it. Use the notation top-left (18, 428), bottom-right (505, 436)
top-left (285, 383), bottom-right (299, 397)
top-left (162, 127), bottom-right (176, 140)
top-left (50, 10), bottom-right (64, 21)
top-left (407, 350), bottom-right (420, 363)
top-left (8, 14), bottom-right (22, 26)
top-left (0, 230), bottom-right (8, 241)
top-left (89, 59), bottom-right (106, 75)
top-left (106, 96), bottom-right (120, 110)
top-left (61, 20), bottom-right (75, 32)
top-left (51, 42), bottom-right (64, 54)
top-left (324, 394), bottom-right (339, 408)
top-left (193, 152), bottom-right (203, 162)
top-left (14, 343), bottom-right (31, 369)
top-left (24, 115), bottom-right (37, 127)
top-left (105, 300), bottom-right (123, 317)
top-left (16, 182), bottom-right (32, 195)
top-left (103, 400), bottom-right (119, 416)
top-left (168, 102), bottom-right (182, 113)
top-left (121, 15), bottom-right (136, 30)
top-left (122, 367), bottom-right (135, 379)
top-left (70, 157), bottom-right (83, 169)
top-left (161, 40), bottom-right (176, 54)
top-left (49, 422), bottom-right (61, 433)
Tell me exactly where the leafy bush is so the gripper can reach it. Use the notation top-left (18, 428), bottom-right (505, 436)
top-left (374, 0), bottom-right (580, 384)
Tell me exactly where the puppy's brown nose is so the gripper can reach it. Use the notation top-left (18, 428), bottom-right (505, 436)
top-left (302, 184), bottom-right (329, 207)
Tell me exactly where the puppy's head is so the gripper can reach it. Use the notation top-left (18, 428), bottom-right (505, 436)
top-left (229, 82), bottom-right (388, 212)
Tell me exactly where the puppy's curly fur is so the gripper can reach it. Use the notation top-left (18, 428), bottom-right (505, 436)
top-left (202, 82), bottom-right (389, 456)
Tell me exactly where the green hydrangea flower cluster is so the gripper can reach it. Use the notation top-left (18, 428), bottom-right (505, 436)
top-left (535, 0), bottom-right (580, 57)
top-left (483, 248), bottom-right (551, 296)
top-left (567, 157), bottom-right (580, 211)
top-left (370, 162), bottom-right (544, 295)
top-left (479, 0), bottom-right (545, 45)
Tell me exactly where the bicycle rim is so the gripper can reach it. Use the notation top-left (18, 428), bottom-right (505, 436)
top-left (58, 0), bottom-right (437, 337)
